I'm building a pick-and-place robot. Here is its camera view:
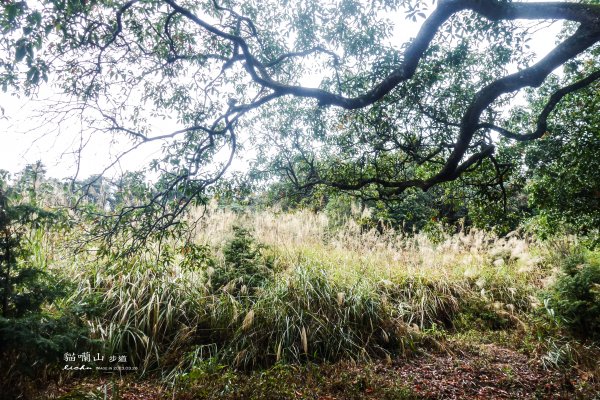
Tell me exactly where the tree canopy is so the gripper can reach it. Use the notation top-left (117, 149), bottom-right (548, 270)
top-left (2, 0), bottom-right (600, 242)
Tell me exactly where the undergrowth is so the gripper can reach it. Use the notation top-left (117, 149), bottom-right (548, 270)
top-left (60, 207), bottom-right (580, 374)
top-left (15, 206), bottom-right (598, 399)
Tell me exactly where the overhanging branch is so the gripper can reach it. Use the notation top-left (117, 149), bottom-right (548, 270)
top-left (479, 69), bottom-right (600, 141)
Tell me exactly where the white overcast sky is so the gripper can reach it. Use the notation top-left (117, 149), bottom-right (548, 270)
top-left (0, 3), bottom-right (561, 181)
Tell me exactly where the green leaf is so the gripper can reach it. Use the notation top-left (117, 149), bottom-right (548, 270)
top-left (26, 67), bottom-right (40, 85)
top-left (6, 4), bottom-right (17, 23)
top-left (15, 43), bottom-right (27, 62)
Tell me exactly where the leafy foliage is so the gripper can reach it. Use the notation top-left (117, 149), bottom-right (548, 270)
top-left (524, 79), bottom-right (600, 238)
top-left (3, 0), bottom-right (600, 242)
top-left (211, 226), bottom-right (275, 293)
top-left (545, 250), bottom-right (600, 341)
top-left (0, 173), bottom-right (67, 318)
top-left (0, 169), bottom-right (88, 397)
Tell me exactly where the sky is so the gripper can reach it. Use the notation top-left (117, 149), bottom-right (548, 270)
top-left (0, 89), bottom-right (167, 181)
top-left (0, 2), bottom-right (562, 182)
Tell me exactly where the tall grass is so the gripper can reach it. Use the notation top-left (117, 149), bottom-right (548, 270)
top-left (69, 257), bottom-right (206, 373)
top-left (62, 205), bottom-right (567, 373)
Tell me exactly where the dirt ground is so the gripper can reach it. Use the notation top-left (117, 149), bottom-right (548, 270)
top-left (40, 340), bottom-right (599, 400)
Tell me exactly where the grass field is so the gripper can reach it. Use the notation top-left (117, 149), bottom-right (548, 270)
top-left (5, 206), bottom-right (600, 399)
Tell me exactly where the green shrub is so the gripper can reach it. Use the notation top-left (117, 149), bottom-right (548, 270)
top-left (545, 250), bottom-right (600, 340)
top-left (0, 185), bottom-right (89, 397)
top-left (211, 226), bottom-right (274, 294)
top-left (179, 242), bottom-right (216, 272)
top-left (0, 312), bottom-right (89, 378)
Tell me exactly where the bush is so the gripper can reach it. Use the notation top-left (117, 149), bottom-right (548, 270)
top-left (0, 312), bottom-right (89, 393)
top-left (545, 250), bottom-right (600, 340)
top-left (0, 185), bottom-right (89, 397)
top-left (211, 226), bottom-right (274, 294)
top-left (211, 264), bottom-right (440, 368)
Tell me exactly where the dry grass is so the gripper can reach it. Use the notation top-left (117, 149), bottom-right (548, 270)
top-left (191, 204), bottom-right (552, 294)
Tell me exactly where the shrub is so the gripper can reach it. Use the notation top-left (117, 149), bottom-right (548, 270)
top-left (179, 242), bottom-right (215, 272)
top-left (545, 250), bottom-right (600, 340)
top-left (0, 312), bottom-right (90, 394)
top-left (0, 185), bottom-right (88, 397)
top-left (211, 226), bottom-right (274, 294)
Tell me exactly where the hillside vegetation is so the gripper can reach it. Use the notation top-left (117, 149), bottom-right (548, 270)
top-left (2, 202), bottom-right (599, 399)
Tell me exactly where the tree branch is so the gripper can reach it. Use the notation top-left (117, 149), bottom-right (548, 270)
top-left (479, 69), bottom-right (600, 141)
